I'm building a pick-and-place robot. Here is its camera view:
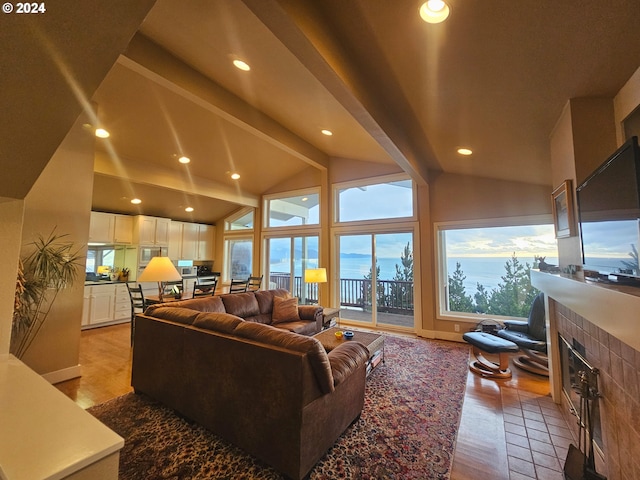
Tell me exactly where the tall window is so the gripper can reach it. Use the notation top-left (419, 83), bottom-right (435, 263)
top-left (223, 208), bottom-right (255, 282)
top-left (224, 237), bottom-right (253, 281)
top-left (437, 221), bottom-right (557, 320)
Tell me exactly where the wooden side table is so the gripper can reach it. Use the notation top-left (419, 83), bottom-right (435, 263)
top-left (322, 307), bottom-right (342, 329)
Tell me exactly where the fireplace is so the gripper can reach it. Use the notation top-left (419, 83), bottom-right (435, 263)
top-left (558, 334), bottom-right (602, 449)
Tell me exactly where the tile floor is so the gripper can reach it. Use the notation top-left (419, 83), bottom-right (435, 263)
top-left (501, 388), bottom-right (574, 480)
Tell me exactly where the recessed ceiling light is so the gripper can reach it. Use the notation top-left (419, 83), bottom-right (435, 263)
top-left (419, 0), bottom-right (450, 24)
top-left (233, 59), bottom-right (251, 71)
top-left (321, 129), bottom-right (333, 136)
top-left (301, 197), bottom-right (308, 202)
top-left (178, 156), bottom-right (191, 164)
top-left (131, 198), bottom-right (142, 204)
top-left (457, 148), bottom-right (473, 156)
top-left (95, 128), bottom-right (110, 138)
top-left (185, 207), bottom-right (194, 212)
top-left (231, 173), bottom-right (241, 180)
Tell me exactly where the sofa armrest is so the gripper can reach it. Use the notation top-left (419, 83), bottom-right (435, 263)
top-left (503, 319), bottom-right (529, 332)
top-left (298, 305), bottom-right (323, 333)
top-left (327, 342), bottom-right (369, 386)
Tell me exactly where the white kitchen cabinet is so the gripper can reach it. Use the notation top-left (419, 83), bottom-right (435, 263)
top-left (82, 283), bottom-right (132, 329)
top-left (168, 221), bottom-right (215, 260)
top-left (89, 212), bottom-right (133, 244)
top-left (197, 224), bottom-right (215, 260)
top-left (135, 216), bottom-right (171, 245)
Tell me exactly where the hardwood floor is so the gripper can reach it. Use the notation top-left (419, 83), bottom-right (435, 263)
top-left (55, 324), bottom-right (572, 479)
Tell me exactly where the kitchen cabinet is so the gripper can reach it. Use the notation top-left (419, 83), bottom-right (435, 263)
top-left (82, 283), bottom-right (132, 329)
top-left (135, 215), bottom-right (170, 245)
top-left (169, 221), bottom-right (215, 260)
top-left (89, 212), bottom-right (133, 244)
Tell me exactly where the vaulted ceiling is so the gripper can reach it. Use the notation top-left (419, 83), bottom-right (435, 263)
top-left (5, 0), bottom-right (640, 225)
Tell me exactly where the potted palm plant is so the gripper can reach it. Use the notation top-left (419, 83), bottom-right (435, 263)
top-left (11, 231), bottom-right (83, 359)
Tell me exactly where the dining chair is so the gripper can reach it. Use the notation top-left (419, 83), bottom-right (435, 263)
top-left (246, 275), bottom-right (263, 291)
top-left (126, 283), bottom-right (146, 345)
top-left (228, 278), bottom-right (248, 293)
top-left (192, 275), bottom-right (218, 297)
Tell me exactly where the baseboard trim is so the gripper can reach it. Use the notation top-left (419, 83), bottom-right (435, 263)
top-left (417, 329), bottom-right (465, 343)
top-left (42, 364), bottom-right (82, 384)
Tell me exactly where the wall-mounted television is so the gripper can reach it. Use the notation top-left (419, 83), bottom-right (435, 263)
top-left (576, 136), bottom-right (640, 282)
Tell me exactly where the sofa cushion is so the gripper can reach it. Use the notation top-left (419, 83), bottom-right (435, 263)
top-left (328, 342), bottom-right (370, 386)
top-left (145, 296), bottom-right (226, 316)
top-left (146, 306), bottom-right (201, 325)
top-left (193, 312), bottom-right (244, 334)
top-left (273, 320), bottom-right (318, 336)
top-left (254, 288), bottom-right (289, 314)
top-left (272, 296), bottom-right (300, 325)
top-left (233, 322), bottom-right (334, 394)
top-left (220, 292), bottom-right (260, 318)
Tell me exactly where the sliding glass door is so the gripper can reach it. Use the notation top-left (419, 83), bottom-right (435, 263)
top-left (266, 235), bottom-right (319, 303)
top-left (337, 231), bottom-right (414, 329)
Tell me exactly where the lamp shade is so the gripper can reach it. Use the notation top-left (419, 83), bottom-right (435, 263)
top-left (137, 257), bottom-right (182, 282)
top-left (304, 268), bottom-right (327, 283)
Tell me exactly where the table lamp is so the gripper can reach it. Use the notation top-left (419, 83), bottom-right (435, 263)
top-left (137, 256), bottom-right (182, 302)
top-left (304, 267), bottom-right (327, 304)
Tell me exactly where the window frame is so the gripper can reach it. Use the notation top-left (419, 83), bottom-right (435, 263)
top-left (434, 214), bottom-right (554, 323)
top-left (332, 173), bottom-right (416, 227)
top-left (224, 207), bottom-right (255, 232)
top-left (262, 187), bottom-right (321, 231)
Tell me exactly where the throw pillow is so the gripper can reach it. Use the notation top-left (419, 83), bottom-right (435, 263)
top-left (272, 295), bottom-right (300, 324)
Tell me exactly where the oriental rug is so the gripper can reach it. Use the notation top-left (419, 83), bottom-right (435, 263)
top-left (89, 335), bottom-right (469, 479)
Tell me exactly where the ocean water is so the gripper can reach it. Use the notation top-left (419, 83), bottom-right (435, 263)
top-left (272, 256), bottom-right (561, 293)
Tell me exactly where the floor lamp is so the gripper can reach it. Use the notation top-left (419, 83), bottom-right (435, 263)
top-left (137, 256), bottom-right (182, 302)
top-left (304, 268), bottom-right (327, 305)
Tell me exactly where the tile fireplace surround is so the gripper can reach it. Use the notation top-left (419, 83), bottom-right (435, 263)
top-left (531, 270), bottom-right (640, 480)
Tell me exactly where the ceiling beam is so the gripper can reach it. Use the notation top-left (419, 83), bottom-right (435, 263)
top-left (241, 0), bottom-right (433, 186)
top-left (121, 33), bottom-right (330, 172)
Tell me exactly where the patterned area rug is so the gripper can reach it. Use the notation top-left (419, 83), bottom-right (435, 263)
top-left (89, 335), bottom-right (469, 479)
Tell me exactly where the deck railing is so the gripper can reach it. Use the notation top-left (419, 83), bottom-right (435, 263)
top-left (269, 273), bottom-right (414, 314)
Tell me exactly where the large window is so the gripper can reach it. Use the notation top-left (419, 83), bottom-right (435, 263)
top-left (335, 175), bottom-right (414, 223)
top-left (264, 189), bottom-right (319, 228)
top-left (224, 237), bottom-right (253, 281)
top-left (437, 221), bottom-right (557, 320)
top-left (266, 235), bottom-right (319, 303)
top-left (225, 208), bottom-right (254, 231)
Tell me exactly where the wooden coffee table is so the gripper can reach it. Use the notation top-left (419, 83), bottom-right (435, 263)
top-left (314, 327), bottom-right (385, 376)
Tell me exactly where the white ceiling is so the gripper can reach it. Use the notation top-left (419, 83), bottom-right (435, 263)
top-left (89, 0), bottom-right (640, 224)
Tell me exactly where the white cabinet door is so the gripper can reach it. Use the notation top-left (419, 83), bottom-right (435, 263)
top-left (168, 222), bottom-right (183, 260)
top-left (82, 287), bottom-right (91, 327)
top-left (113, 215), bottom-right (133, 244)
top-left (155, 218), bottom-right (171, 245)
top-left (181, 223), bottom-right (199, 260)
top-left (113, 284), bottom-right (131, 322)
top-left (197, 225), bottom-right (215, 260)
top-left (89, 212), bottom-right (114, 243)
top-left (89, 288), bottom-right (113, 325)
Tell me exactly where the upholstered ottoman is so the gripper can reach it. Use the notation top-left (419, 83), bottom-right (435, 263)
top-left (462, 331), bottom-right (519, 379)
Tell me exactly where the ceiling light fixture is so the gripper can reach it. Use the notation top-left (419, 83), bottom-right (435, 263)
top-left (131, 198), bottom-right (142, 204)
top-left (301, 197), bottom-right (308, 202)
top-left (457, 148), bottom-right (473, 156)
top-left (95, 128), bottom-right (110, 138)
top-left (419, 0), bottom-right (450, 24)
top-left (233, 59), bottom-right (251, 71)
top-left (185, 207), bottom-right (194, 212)
top-left (321, 129), bottom-right (333, 136)
top-left (231, 173), bottom-right (241, 180)
top-left (178, 156), bottom-right (191, 164)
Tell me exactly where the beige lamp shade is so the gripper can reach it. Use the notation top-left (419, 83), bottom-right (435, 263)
top-left (137, 257), bottom-right (182, 282)
top-left (304, 268), bottom-right (327, 284)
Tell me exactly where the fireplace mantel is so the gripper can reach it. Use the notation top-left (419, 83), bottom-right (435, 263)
top-left (531, 269), bottom-right (640, 352)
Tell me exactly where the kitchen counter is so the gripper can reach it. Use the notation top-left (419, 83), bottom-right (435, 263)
top-left (84, 280), bottom-right (132, 286)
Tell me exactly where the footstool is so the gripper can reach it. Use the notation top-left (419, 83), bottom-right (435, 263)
top-left (462, 331), bottom-right (519, 379)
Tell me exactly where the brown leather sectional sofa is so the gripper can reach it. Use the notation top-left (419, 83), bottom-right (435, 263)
top-left (132, 289), bottom-right (370, 480)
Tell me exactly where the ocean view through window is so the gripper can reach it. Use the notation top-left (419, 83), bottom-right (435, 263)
top-left (438, 223), bottom-right (558, 318)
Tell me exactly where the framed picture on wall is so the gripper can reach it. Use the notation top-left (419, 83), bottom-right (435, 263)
top-left (551, 179), bottom-right (576, 238)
